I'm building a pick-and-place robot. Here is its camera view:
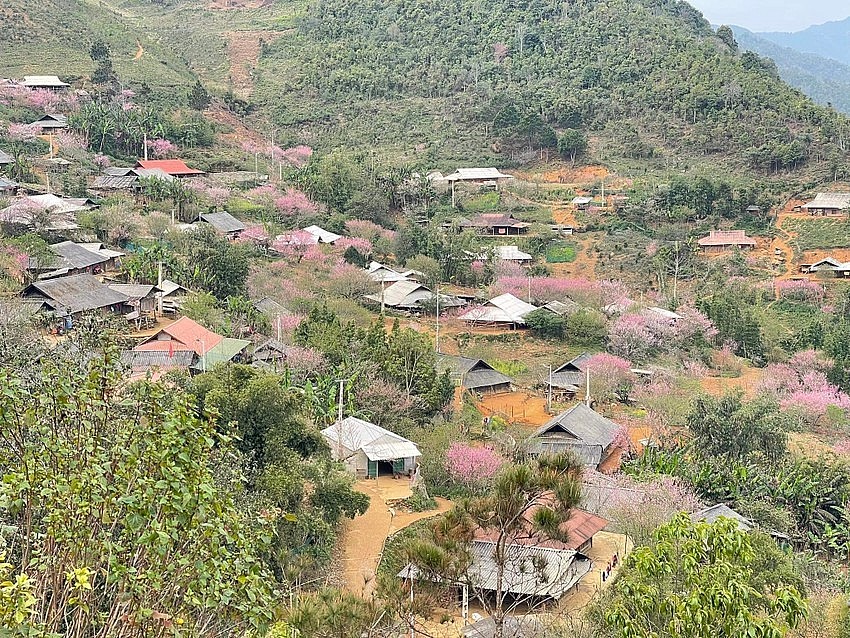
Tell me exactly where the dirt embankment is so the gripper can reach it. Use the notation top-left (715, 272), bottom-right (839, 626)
top-left (225, 30), bottom-right (284, 98)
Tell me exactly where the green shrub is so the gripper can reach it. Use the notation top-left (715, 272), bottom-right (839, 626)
top-left (545, 242), bottom-right (577, 263)
top-left (525, 308), bottom-right (565, 339)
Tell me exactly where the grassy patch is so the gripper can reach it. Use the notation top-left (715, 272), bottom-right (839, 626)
top-left (461, 192), bottom-right (501, 213)
top-left (546, 242), bottom-right (578, 263)
top-left (784, 217), bottom-right (850, 251)
top-left (490, 359), bottom-right (528, 376)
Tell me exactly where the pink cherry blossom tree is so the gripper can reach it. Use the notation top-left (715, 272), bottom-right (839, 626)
top-left (146, 138), bottom-right (177, 158)
top-left (585, 353), bottom-right (636, 404)
top-left (444, 443), bottom-right (505, 493)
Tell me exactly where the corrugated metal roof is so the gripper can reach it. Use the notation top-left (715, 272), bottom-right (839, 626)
top-left (647, 306), bottom-right (683, 320)
top-left (802, 192), bottom-right (850, 210)
top-left (93, 175), bottom-right (138, 189)
top-left (136, 159), bottom-right (205, 176)
top-left (542, 299), bottom-right (580, 316)
top-left (691, 504), bottom-right (752, 531)
top-left (23, 75), bottom-right (68, 87)
top-left (121, 349), bottom-right (195, 369)
top-left (253, 296), bottom-right (291, 316)
top-left (199, 212), bottom-right (245, 234)
top-left (0, 176), bottom-right (17, 190)
top-left (459, 293), bottom-right (537, 324)
top-left (364, 280), bottom-right (433, 308)
top-left (366, 261), bottom-right (408, 282)
top-left (24, 274), bottom-right (128, 314)
top-left (0, 150), bottom-right (13, 164)
top-left (135, 316), bottom-right (224, 356)
top-left (440, 356), bottom-right (513, 391)
top-left (322, 417), bottom-right (421, 461)
top-left (32, 114), bottom-right (68, 128)
top-left (444, 168), bottom-right (513, 181)
top-left (531, 403), bottom-right (620, 451)
top-left (303, 225), bottom-right (341, 243)
top-left (49, 241), bottom-right (108, 270)
top-left (107, 284), bottom-right (156, 300)
top-left (552, 353), bottom-right (591, 374)
top-left (697, 230), bottom-right (756, 247)
top-left (462, 541), bottom-right (590, 599)
top-left (191, 337), bottom-right (250, 369)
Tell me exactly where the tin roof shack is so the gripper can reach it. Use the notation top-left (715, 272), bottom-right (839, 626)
top-left (321, 416), bottom-right (421, 479)
top-left (526, 403), bottom-right (623, 471)
top-left (33, 241), bottom-right (124, 278)
top-left (444, 167), bottom-right (514, 208)
top-left (441, 355), bottom-right (513, 395)
top-left (22, 75), bottom-right (69, 90)
top-left (458, 293), bottom-right (537, 327)
top-left (302, 225), bottom-right (341, 244)
top-left (198, 212), bottom-right (245, 238)
top-left (802, 192), bottom-right (850, 216)
top-left (806, 256), bottom-right (850, 278)
top-left (23, 274), bottom-right (128, 328)
top-left (0, 194), bottom-right (94, 233)
top-left (92, 167), bottom-right (175, 192)
top-left (156, 280), bottom-right (191, 315)
top-left (30, 114), bottom-right (68, 130)
top-left (697, 230), bottom-right (757, 253)
top-left (461, 213), bottom-right (530, 236)
top-left (107, 283), bottom-right (159, 328)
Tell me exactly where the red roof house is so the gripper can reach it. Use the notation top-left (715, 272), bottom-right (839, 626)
top-left (135, 159), bottom-right (205, 177)
top-left (134, 316), bottom-right (223, 356)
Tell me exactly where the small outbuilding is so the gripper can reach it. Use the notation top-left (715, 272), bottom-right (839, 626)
top-left (544, 353), bottom-right (591, 399)
top-left (30, 114), bottom-right (68, 130)
top-left (22, 75), bottom-right (69, 90)
top-left (23, 274), bottom-right (128, 324)
top-left (461, 213), bottom-right (530, 236)
top-left (302, 225), bottom-right (341, 244)
top-left (199, 212), bottom-right (246, 237)
top-left (322, 416), bottom-right (421, 478)
top-left (441, 355), bottom-right (513, 395)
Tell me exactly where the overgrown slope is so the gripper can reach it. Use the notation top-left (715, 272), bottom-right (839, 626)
top-left (732, 26), bottom-right (850, 115)
top-left (0, 0), bottom-right (195, 88)
top-left (254, 0), bottom-right (850, 174)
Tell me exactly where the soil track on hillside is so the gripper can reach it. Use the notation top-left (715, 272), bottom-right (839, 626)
top-left (225, 30), bottom-right (284, 98)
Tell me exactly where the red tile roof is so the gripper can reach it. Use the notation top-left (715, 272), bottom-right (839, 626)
top-left (135, 159), bottom-right (205, 176)
top-left (134, 316), bottom-right (223, 356)
top-left (473, 507), bottom-right (608, 551)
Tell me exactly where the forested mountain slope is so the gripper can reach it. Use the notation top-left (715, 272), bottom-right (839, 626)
top-left (759, 17), bottom-right (850, 66)
top-left (254, 0), bottom-right (850, 174)
top-left (0, 0), bottom-right (195, 88)
top-left (732, 26), bottom-right (850, 115)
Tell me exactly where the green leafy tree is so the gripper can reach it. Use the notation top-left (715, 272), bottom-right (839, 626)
top-left (187, 79), bottom-right (211, 111)
top-left (0, 350), bottom-right (276, 637)
top-left (603, 514), bottom-right (807, 638)
top-left (558, 129), bottom-right (588, 163)
top-left (686, 392), bottom-right (787, 463)
top-left (525, 308), bottom-right (565, 339)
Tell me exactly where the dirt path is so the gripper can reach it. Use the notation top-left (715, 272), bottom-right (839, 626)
top-left (225, 30), bottom-right (284, 98)
top-left (132, 40), bottom-right (144, 61)
top-left (340, 478), bottom-right (452, 598)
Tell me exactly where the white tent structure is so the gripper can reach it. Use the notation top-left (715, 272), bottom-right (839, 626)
top-left (459, 293), bottom-right (537, 327)
top-left (322, 417), bottom-right (421, 478)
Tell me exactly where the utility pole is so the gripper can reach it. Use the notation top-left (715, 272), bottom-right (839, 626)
top-left (157, 260), bottom-right (163, 317)
top-left (585, 367), bottom-right (591, 407)
top-left (435, 283), bottom-right (440, 353)
top-left (338, 378), bottom-right (344, 423)
top-left (547, 364), bottom-right (552, 413)
top-left (143, 132), bottom-right (148, 161)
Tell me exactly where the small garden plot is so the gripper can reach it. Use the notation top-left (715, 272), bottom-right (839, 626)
top-left (546, 241), bottom-right (578, 263)
top-left (784, 217), bottom-right (850, 251)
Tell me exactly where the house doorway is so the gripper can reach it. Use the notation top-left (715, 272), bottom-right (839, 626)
top-left (367, 459), bottom-right (406, 478)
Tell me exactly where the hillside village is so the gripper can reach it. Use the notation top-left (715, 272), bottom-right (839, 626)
top-left (4, 2), bottom-right (850, 638)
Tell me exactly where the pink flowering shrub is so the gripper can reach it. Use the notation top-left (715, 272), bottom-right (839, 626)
top-left (608, 311), bottom-right (670, 361)
top-left (7, 123), bottom-right (38, 141)
top-left (278, 145), bottom-right (313, 168)
top-left (711, 342), bottom-right (743, 376)
top-left (758, 350), bottom-right (850, 425)
top-left (279, 345), bottom-right (327, 381)
top-left (146, 138), bottom-right (177, 158)
top-left (327, 261), bottom-right (376, 298)
top-left (674, 305), bottom-right (718, 345)
top-left (237, 225), bottom-right (269, 245)
top-left (777, 279), bottom-right (825, 304)
top-left (336, 237), bottom-right (373, 254)
top-left (274, 188), bottom-right (318, 216)
top-left (92, 153), bottom-right (111, 168)
top-left (583, 472), bottom-right (701, 546)
top-left (833, 440), bottom-right (850, 456)
top-left (345, 219), bottom-right (395, 243)
top-left (585, 353), bottom-right (635, 404)
top-left (445, 443), bottom-right (505, 492)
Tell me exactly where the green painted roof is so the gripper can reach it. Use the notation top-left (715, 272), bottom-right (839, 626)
top-left (191, 337), bottom-right (250, 370)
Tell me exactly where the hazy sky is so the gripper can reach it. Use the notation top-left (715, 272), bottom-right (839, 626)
top-left (688, 0), bottom-right (849, 31)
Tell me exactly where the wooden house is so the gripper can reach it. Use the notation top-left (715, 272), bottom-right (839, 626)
top-left (802, 193), bottom-right (850, 216)
top-left (23, 274), bottom-right (128, 329)
top-left (526, 403), bottom-right (623, 471)
top-left (461, 213), bottom-right (531, 236)
top-left (440, 355), bottom-right (513, 395)
top-left (135, 159), bottom-right (205, 178)
top-left (697, 230), bottom-right (757, 253)
top-left (458, 293), bottom-right (537, 327)
top-left (22, 75), bottom-right (69, 90)
top-left (30, 114), bottom-right (68, 131)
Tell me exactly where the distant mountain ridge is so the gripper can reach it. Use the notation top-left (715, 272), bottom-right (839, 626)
top-left (732, 26), bottom-right (850, 114)
top-left (757, 17), bottom-right (850, 66)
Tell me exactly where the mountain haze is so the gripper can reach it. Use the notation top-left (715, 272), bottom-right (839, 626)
top-left (732, 26), bottom-right (850, 114)
top-left (758, 17), bottom-right (850, 66)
